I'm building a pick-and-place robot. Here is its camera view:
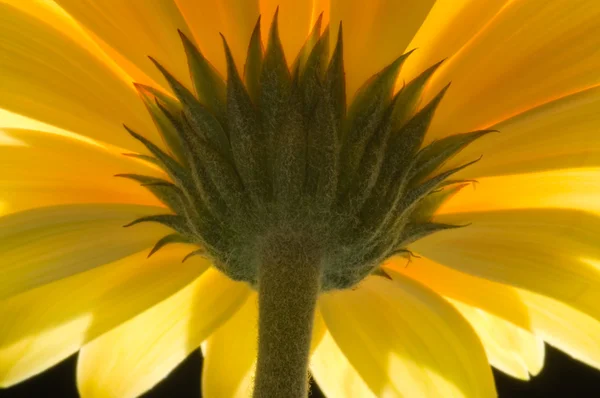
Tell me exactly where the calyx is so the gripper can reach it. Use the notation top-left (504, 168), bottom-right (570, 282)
top-left (120, 12), bottom-right (490, 291)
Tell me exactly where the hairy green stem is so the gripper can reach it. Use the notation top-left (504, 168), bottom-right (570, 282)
top-left (253, 235), bottom-right (322, 398)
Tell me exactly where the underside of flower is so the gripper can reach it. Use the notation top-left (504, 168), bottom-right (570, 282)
top-left (120, 11), bottom-right (490, 292)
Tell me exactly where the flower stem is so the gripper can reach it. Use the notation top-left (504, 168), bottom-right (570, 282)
top-left (253, 235), bottom-right (322, 398)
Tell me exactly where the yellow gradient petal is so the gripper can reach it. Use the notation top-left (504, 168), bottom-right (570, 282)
top-left (384, 256), bottom-right (531, 331)
top-left (0, 246), bottom-right (208, 387)
top-left (329, 0), bottom-right (435, 97)
top-left (0, 4), bottom-right (159, 152)
top-left (320, 276), bottom-right (496, 397)
top-left (412, 210), bottom-right (600, 324)
top-left (77, 268), bottom-right (250, 398)
top-left (0, 0), bottom-right (139, 85)
top-left (202, 293), bottom-right (257, 398)
top-left (388, 254), bottom-right (600, 372)
top-left (175, 0), bottom-right (259, 75)
top-left (55, 0), bottom-right (193, 91)
top-left (450, 86), bottom-right (600, 178)
top-left (425, 0), bottom-right (600, 140)
top-left (518, 289), bottom-right (600, 370)
top-left (439, 169), bottom-right (600, 215)
top-left (0, 129), bottom-right (163, 216)
top-left (449, 299), bottom-right (545, 380)
top-left (400, 0), bottom-right (508, 82)
top-left (310, 329), bottom-right (376, 398)
top-left (0, 204), bottom-right (170, 299)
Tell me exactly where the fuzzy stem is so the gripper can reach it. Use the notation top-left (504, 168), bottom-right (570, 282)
top-left (253, 235), bottom-right (322, 398)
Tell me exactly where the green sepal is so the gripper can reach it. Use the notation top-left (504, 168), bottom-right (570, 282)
top-left (182, 248), bottom-right (206, 263)
top-left (339, 50), bottom-right (413, 191)
top-left (324, 24), bottom-right (346, 131)
top-left (244, 16), bottom-right (264, 104)
top-left (391, 59), bottom-right (445, 129)
top-left (298, 26), bottom-right (330, 115)
top-left (178, 30), bottom-right (227, 122)
top-left (291, 13), bottom-right (323, 80)
top-left (153, 101), bottom-right (229, 221)
top-left (223, 34), bottom-right (270, 204)
top-left (410, 182), bottom-right (470, 223)
top-left (123, 214), bottom-right (192, 236)
top-left (380, 83), bottom-right (451, 194)
top-left (114, 173), bottom-right (184, 211)
top-left (122, 153), bottom-right (161, 167)
top-left (371, 267), bottom-right (392, 280)
top-left (148, 57), bottom-right (231, 159)
top-left (148, 233), bottom-right (190, 258)
top-left (134, 84), bottom-right (186, 162)
top-left (124, 125), bottom-right (185, 179)
top-left (394, 221), bottom-right (461, 248)
top-left (409, 129), bottom-right (494, 185)
top-left (180, 116), bottom-right (246, 212)
top-left (272, 90), bottom-right (305, 209)
top-left (259, 9), bottom-right (292, 170)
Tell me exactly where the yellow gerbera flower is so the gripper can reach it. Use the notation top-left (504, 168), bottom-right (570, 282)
top-left (1, 1), bottom-right (600, 397)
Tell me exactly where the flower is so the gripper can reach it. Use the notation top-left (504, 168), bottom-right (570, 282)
top-left (1, 1), bottom-right (600, 397)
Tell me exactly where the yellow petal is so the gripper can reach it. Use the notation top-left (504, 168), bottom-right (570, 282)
top-left (310, 329), bottom-right (376, 398)
top-left (449, 298), bottom-right (545, 380)
top-left (0, 246), bottom-right (208, 387)
top-left (0, 204), bottom-right (170, 299)
top-left (518, 289), bottom-right (600, 370)
top-left (389, 256), bottom-right (600, 372)
top-left (0, 129), bottom-right (163, 216)
top-left (202, 293), bottom-right (258, 398)
top-left (412, 209), bottom-right (600, 324)
top-left (1, 0), bottom-right (137, 84)
top-left (449, 86), bottom-right (600, 178)
top-left (426, 0), bottom-right (600, 140)
top-left (384, 256), bottom-right (531, 331)
top-left (0, 4), bottom-right (159, 152)
top-left (175, 0), bottom-right (260, 75)
top-left (439, 168), bottom-right (600, 215)
top-left (77, 268), bottom-right (250, 398)
top-left (55, 0), bottom-right (193, 91)
top-left (400, 0), bottom-right (509, 82)
top-left (329, 0), bottom-right (436, 97)
top-left (320, 275), bottom-right (496, 397)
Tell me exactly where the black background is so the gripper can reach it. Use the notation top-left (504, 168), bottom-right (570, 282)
top-left (2, 344), bottom-right (600, 397)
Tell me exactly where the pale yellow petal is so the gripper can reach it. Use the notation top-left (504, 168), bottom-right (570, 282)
top-left (412, 210), bottom-right (600, 324)
top-left (0, 4), bottom-right (158, 152)
top-left (518, 289), bottom-right (600, 370)
top-left (55, 0), bottom-right (193, 91)
top-left (449, 299), bottom-right (545, 380)
top-left (310, 329), bottom-right (376, 398)
top-left (384, 256), bottom-right (531, 331)
top-left (426, 0), bottom-right (600, 140)
top-left (202, 293), bottom-right (258, 398)
top-left (439, 169), bottom-right (600, 215)
top-left (0, 129), bottom-right (163, 216)
top-left (320, 276), bottom-right (496, 397)
top-left (0, 246), bottom-right (208, 387)
top-left (329, 0), bottom-right (436, 97)
top-left (77, 268), bottom-right (250, 398)
top-left (0, 204), bottom-right (170, 299)
top-left (400, 0), bottom-right (509, 82)
top-left (388, 255), bottom-right (600, 372)
top-left (176, 0), bottom-right (260, 75)
top-left (448, 86), bottom-right (600, 178)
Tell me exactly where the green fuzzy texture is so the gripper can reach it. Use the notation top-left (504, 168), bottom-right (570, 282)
top-left (121, 15), bottom-right (489, 291)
